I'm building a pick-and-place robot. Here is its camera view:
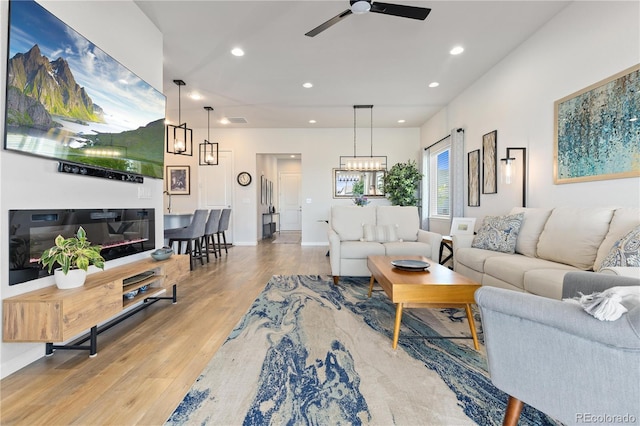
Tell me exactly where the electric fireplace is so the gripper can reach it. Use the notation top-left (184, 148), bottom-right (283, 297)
top-left (9, 208), bottom-right (156, 285)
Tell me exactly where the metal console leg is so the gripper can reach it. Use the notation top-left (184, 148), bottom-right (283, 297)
top-left (89, 326), bottom-right (98, 357)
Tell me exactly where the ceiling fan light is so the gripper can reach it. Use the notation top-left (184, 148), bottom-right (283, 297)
top-left (351, 1), bottom-right (371, 14)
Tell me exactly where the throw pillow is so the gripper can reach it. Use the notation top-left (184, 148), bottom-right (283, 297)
top-left (598, 225), bottom-right (640, 270)
top-left (471, 212), bottom-right (524, 254)
top-left (361, 224), bottom-right (400, 242)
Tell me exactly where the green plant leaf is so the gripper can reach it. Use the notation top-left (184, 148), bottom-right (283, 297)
top-left (38, 226), bottom-right (105, 275)
top-left (383, 159), bottom-right (423, 206)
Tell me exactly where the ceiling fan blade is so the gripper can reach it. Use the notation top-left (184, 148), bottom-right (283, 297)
top-left (370, 2), bottom-right (431, 20)
top-left (305, 9), bottom-right (352, 37)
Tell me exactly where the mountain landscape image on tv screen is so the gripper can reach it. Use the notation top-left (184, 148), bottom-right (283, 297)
top-left (5, 0), bottom-right (166, 179)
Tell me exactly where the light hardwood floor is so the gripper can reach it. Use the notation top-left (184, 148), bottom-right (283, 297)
top-left (1, 241), bottom-right (331, 425)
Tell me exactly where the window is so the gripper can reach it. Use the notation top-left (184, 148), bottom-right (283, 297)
top-left (429, 145), bottom-right (450, 217)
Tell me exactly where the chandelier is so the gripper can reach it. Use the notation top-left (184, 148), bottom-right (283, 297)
top-left (199, 106), bottom-right (219, 166)
top-left (166, 79), bottom-right (193, 156)
top-left (339, 105), bottom-right (386, 171)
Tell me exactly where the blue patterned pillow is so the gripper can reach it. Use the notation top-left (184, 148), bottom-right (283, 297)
top-left (471, 213), bottom-right (524, 253)
top-left (599, 225), bottom-right (640, 269)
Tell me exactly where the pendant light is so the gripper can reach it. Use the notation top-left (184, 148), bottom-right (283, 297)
top-left (339, 105), bottom-right (386, 170)
top-left (166, 79), bottom-right (193, 156)
top-left (199, 106), bottom-right (219, 166)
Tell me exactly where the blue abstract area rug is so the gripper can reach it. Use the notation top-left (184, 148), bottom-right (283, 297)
top-left (166, 275), bottom-right (560, 426)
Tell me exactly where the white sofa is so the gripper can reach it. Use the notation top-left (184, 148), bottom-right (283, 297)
top-left (328, 205), bottom-right (442, 284)
top-left (453, 206), bottom-right (640, 299)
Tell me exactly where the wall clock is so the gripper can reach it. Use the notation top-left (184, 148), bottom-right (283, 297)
top-left (237, 171), bottom-right (252, 186)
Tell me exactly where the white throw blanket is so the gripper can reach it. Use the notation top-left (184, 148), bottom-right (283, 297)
top-left (564, 286), bottom-right (640, 321)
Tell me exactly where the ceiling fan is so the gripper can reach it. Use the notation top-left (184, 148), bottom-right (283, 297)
top-left (305, 0), bottom-right (431, 37)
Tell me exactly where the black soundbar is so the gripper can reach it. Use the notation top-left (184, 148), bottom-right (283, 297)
top-left (57, 161), bottom-right (144, 183)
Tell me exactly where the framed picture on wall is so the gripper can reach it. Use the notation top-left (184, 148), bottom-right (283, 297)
top-left (166, 165), bottom-right (190, 195)
top-left (468, 149), bottom-right (480, 207)
top-left (554, 64), bottom-right (640, 184)
top-left (265, 179), bottom-right (270, 205)
top-left (482, 130), bottom-right (497, 194)
top-left (261, 175), bottom-right (266, 205)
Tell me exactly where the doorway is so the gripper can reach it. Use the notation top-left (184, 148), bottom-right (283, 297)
top-left (279, 172), bottom-right (302, 231)
top-left (199, 151), bottom-right (234, 243)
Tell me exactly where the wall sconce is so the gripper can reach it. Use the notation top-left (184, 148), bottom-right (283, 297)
top-left (500, 147), bottom-right (527, 207)
top-left (199, 106), bottom-right (219, 166)
top-left (166, 79), bottom-right (193, 156)
top-left (338, 105), bottom-right (387, 171)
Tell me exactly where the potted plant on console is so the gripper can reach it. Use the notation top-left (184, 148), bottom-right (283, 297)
top-left (40, 226), bottom-right (105, 289)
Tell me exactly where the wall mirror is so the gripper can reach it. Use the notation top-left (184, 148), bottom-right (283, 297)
top-left (333, 169), bottom-right (386, 198)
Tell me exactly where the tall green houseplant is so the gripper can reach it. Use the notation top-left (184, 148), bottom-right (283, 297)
top-left (383, 160), bottom-right (422, 206)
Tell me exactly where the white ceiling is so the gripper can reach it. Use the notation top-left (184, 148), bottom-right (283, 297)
top-left (135, 0), bottom-right (570, 129)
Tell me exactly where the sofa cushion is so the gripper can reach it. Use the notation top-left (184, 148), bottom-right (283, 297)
top-left (383, 241), bottom-right (432, 257)
top-left (472, 213), bottom-right (524, 254)
top-left (509, 207), bottom-right (552, 257)
top-left (362, 224), bottom-right (400, 242)
top-left (537, 207), bottom-right (614, 270)
top-left (599, 225), bottom-right (640, 269)
top-left (523, 269), bottom-right (579, 299)
top-left (377, 206), bottom-right (419, 242)
top-left (340, 241), bottom-right (385, 259)
top-left (331, 206), bottom-right (376, 241)
top-left (594, 208), bottom-right (640, 270)
top-left (455, 247), bottom-right (512, 273)
top-left (484, 255), bottom-right (578, 292)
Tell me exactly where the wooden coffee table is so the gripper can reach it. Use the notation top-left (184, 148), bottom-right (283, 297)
top-left (367, 255), bottom-right (481, 350)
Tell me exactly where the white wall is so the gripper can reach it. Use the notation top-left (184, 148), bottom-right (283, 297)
top-left (421, 1), bottom-right (640, 225)
top-left (163, 127), bottom-right (421, 245)
top-left (0, 0), bottom-right (164, 378)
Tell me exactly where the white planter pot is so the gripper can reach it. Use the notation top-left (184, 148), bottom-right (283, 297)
top-left (54, 268), bottom-right (87, 289)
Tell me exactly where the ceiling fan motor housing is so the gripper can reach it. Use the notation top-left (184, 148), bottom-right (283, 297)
top-left (305, 0), bottom-right (430, 37)
top-left (350, 0), bottom-right (372, 14)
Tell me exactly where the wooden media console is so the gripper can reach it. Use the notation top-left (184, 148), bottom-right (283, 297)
top-left (3, 255), bottom-right (189, 356)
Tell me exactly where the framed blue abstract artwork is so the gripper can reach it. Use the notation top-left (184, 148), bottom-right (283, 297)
top-left (554, 64), bottom-right (640, 184)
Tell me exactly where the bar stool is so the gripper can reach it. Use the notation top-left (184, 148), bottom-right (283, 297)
top-left (216, 208), bottom-right (231, 255)
top-left (202, 209), bottom-right (221, 262)
top-left (165, 209), bottom-right (208, 270)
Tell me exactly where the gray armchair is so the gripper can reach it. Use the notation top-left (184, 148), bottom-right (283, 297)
top-left (475, 271), bottom-right (640, 426)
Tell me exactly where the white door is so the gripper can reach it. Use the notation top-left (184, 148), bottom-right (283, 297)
top-left (199, 151), bottom-right (234, 242)
top-left (279, 172), bottom-right (302, 231)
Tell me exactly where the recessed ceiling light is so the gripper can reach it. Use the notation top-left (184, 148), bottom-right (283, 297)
top-left (290, 155), bottom-right (296, 158)
top-left (397, 119), bottom-right (406, 123)
top-left (231, 47), bottom-right (244, 57)
top-left (450, 46), bottom-right (464, 55)
top-left (220, 118), bottom-right (230, 125)
top-left (189, 92), bottom-right (202, 100)
top-left (309, 119), bottom-right (317, 124)
top-left (429, 82), bottom-right (439, 88)
top-left (303, 82), bottom-right (313, 88)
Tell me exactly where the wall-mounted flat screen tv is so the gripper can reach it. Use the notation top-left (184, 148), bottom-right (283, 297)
top-left (4, 0), bottom-right (166, 179)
